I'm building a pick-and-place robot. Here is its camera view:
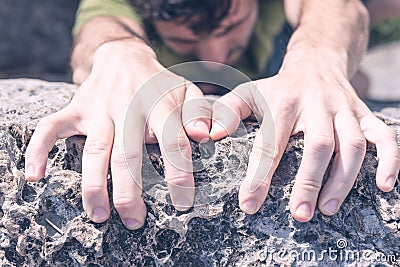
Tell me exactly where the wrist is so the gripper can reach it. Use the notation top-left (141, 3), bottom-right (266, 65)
top-left (94, 38), bottom-right (157, 66)
top-left (280, 0), bottom-right (369, 79)
top-left (72, 38), bottom-right (160, 85)
top-left (281, 39), bottom-right (349, 79)
top-left (87, 39), bottom-right (166, 90)
top-left (92, 39), bottom-right (165, 81)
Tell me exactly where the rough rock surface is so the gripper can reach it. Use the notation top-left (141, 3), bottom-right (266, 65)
top-left (0, 0), bottom-right (79, 81)
top-left (0, 79), bottom-right (399, 266)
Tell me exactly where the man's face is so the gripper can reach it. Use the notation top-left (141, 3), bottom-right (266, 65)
top-left (154, 0), bottom-right (259, 69)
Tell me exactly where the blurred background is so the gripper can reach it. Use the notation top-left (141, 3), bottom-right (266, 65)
top-left (0, 0), bottom-right (399, 101)
top-left (0, 0), bottom-right (79, 82)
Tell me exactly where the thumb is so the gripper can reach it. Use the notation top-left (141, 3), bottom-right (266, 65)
top-left (182, 81), bottom-right (212, 142)
top-left (210, 83), bottom-right (255, 140)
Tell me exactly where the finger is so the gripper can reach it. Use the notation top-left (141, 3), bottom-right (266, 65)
top-left (111, 118), bottom-right (147, 230)
top-left (318, 111), bottom-right (366, 215)
top-left (25, 106), bottom-right (80, 181)
top-left (81, 117), bottom-right (113, 223)
top-left (239, 110), bottom-right (293, 214)
top-left (182, 81), bottom-right (212, 142)
top-left (290, 110), bottom-right (335, 222)
top-left (151, 104), bottom-right (195, 211)
top-left (210, 83), bottom-right (254, 140)
top-left (360, 113), bottom-right (400, 191)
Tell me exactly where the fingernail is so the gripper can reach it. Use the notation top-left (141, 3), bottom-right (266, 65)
top-left (324, 199), bottom-right (339, 215)
top-left (242, 199), bottom-right (258, 214)
top-left (296, 202), bottom-right (311, 220)
top-left (175, 196), bottom-right (192, 210)
top-left (124, 219), bottom-right (140, 230)
top-left (194, 120), bottom-right (210, 134)
top-left (92, 207), bottom-right (107, 221)
top-left (386, 176), bottom-right (396, 188)
top-left (25, 164), bottom-right (35, 178)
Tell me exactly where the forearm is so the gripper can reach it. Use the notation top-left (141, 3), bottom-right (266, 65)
top-left (71, 16), bottom-right (154, 84)
top-left (282, 0), bottom-right (370, 79)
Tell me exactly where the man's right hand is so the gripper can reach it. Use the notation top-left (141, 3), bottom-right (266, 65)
top-left (24, 40), bottom-right (211, 229)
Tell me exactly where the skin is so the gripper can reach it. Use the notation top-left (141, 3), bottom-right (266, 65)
top-left (155, 0), bottom-right (258, 68)
top-left (25, 0), bottom-right (400, 228)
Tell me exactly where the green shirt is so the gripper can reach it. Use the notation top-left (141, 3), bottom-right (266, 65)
top-left (73, 0), bottom-right (286, 79)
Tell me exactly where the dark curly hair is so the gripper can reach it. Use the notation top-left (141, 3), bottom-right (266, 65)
top-left (128, 0), bottom-right (233, 35)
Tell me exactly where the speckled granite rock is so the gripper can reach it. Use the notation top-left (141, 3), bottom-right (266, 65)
top-left (0, 79), bottom-right (399, 266)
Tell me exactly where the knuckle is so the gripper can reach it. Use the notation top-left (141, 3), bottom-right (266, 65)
top-left (347, 137), bottom-right (366, 157)
top-left (307, 135), bottom-right (335, 154)
top-left (275, 94), bottom-right (297, 114)
top-left (162, 135), bottom-right (191, 154)
top-left (111, 153), bottom-right (128, 168)
top-left (253, 178), bottom-right (271, 191)
top-left (266, 88), bottom-right (298, 116)
top-left (337, 177), bottom-right (356, 189)
top-left (165, 174), bottom-right (191, 186)
top-left (113, 196), bottom-right (136, 211)
top-left (253, 142), bottom-right (279, 163)
top-left (297, 177), bottom-right (322, 193)
top-left (84, 140), bottom-right (111, 155)
top-left (82, 185), bottom-right (105, 199)
top-left (111, 150), bottom-right (141, 168)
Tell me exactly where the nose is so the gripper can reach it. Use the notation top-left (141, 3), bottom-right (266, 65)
top-left (197, 38), bottom-right (229, 70)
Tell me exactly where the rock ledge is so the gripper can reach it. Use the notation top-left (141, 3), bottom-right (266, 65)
top-left (0, 79), bottom-right (399, 266)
